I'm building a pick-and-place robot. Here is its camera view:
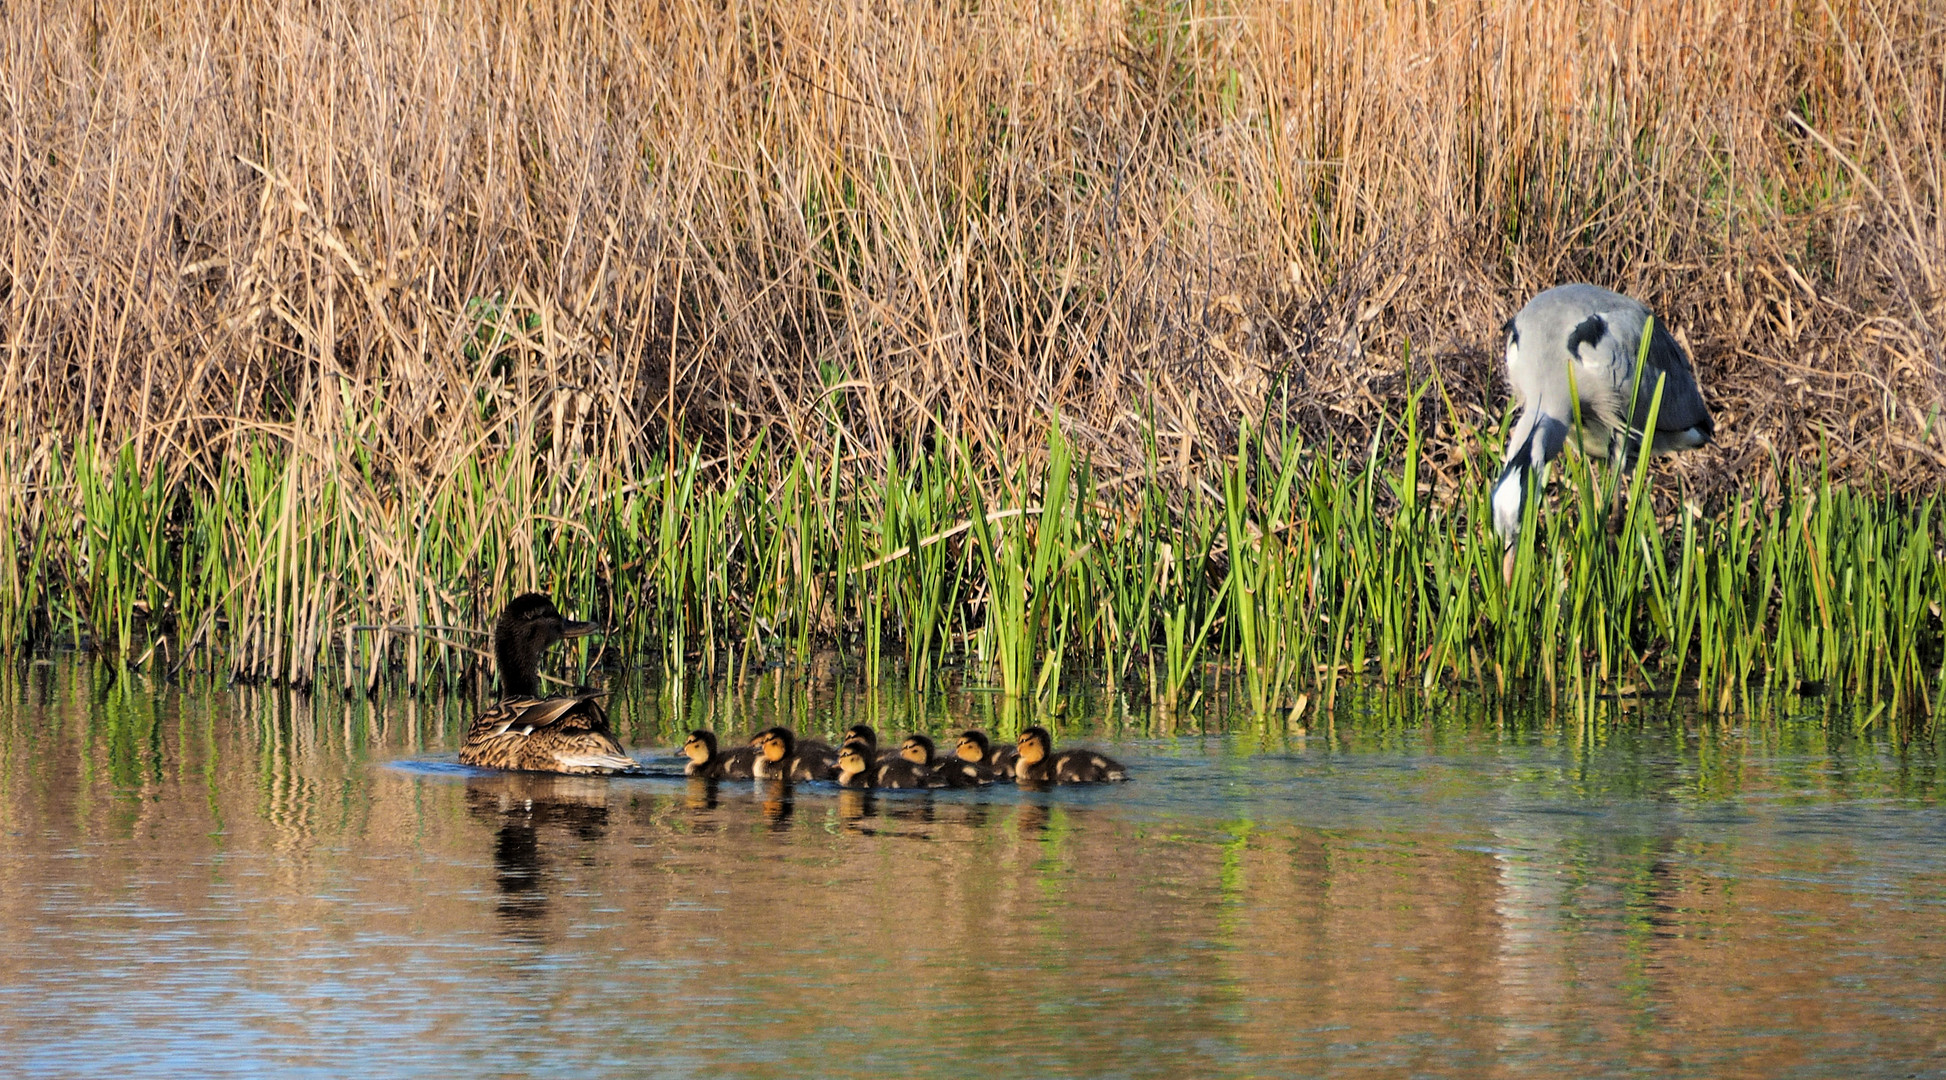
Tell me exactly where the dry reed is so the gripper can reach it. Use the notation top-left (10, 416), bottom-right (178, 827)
top-left (0, 0), bottom-right (1941, 694)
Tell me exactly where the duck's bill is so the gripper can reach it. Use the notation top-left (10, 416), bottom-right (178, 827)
top-left (560, 619), bottom-right (599, 637)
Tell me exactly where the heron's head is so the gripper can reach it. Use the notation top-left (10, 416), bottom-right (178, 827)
top-left (1492, 415), bottom-right (1570, 549)
top-left (1491, 459), bottom-right (1528, 547)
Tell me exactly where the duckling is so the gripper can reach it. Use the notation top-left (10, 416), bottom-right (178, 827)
top-left (898, 734), bottom-right (986, 787)
top-left (834, 742), bottom-right (876, 788)
top-left (873, 752), bottom-right (941, 789)
top-left (752, 726), bottom-right (838, 782)
top-left (679, 729), bottom-right (756, 779)
top-left (952, 729), bottom-right (1018, 781)
top-left (459, 594), bottom-right (636, 775)
top-left (1014, 725), bottom-right (1128, 784)
top-left (839, 723), bottom-right (902, 765)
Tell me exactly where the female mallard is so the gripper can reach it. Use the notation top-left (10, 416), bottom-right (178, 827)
top-left (460, 594), bottom-right (636, 775)
top-left (1014, 725), bottom-right (1128, 784)
top-left (680, 729), bottom-right (757, 779)
top-left (752, 726), bottom-right (838, 782)
top-left (898, 734), bottom-right (985, 787)
top-left (952, 729), bottom-right (1018, 781)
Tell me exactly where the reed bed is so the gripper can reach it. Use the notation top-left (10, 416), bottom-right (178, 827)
top-left (5, 406), bottom-right (1941, 719)
top-left (1, 0), bottom-right (1942, 713)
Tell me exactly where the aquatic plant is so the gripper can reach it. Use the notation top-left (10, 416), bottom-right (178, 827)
top-left (4, 398), bottom-right (1941, 722)
top-left (1, 0), bottom-right (1942, 718)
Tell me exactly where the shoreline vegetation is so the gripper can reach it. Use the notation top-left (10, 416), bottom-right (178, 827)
top-left (6, 412), bottom-right (1942, 719)
top-left (2, 1), bottom-right (1942, 715)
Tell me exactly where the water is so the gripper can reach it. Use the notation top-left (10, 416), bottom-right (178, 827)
top-left (3, 661), bottom-right (1945, 1078)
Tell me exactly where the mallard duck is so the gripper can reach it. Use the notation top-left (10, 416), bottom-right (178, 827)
top-left (952, 729), bottom-right (1018, 781)
top-left (752, 726), bottom-right (837, 782)
top-left (835, 742), bottom-right (875, 788)
top-left (459, 594), bottom-right (636, 775)
top-left (898, 734), bottom-right (985, 787)
top-left (680, 729), bottom-right (756, 779)
top-left (1014, 725), bottom-right (1128, 784)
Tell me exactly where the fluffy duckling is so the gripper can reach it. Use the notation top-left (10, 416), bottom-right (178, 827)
top-left (459, 594), bottom-right (636, 775)
top-left (835, 742), bottom-right (876, 788)
top-left (1014, 725), bottom-right (1129, 784)
top-left (680, 729), bottom-right (756, 780)
top-left (873, 751), bottom-right (941, 790)
top-left (752, 726), bottom-right (838, 782)
top-left (952, 729), bottom-right (1018, 781)
top-left (899, 734), bottom-right (986, 787)
top-left (840, 723), bottom-right (902, 765)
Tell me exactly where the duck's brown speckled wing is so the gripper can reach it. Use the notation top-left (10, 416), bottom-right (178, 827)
top-left (460, 693), bottom-right (637, 775)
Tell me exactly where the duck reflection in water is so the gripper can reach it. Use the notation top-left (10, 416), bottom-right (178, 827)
top-left (464, 773), bottom-right (613, 942)
top-left (1013, 800), bottom-right (1053, 838)
top-left (837, 788), bottom-right (877, 831)
top-left (758, 778), bottom-right (794, 830)
top-left (684, 775), bottom-right (720, 815)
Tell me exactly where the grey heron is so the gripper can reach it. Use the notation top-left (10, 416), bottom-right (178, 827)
top-left (1492, 283), bottom-right (1714, 547)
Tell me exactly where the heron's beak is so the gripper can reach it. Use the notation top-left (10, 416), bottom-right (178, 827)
top-left (1501, 547), bottom-right (1517, 587)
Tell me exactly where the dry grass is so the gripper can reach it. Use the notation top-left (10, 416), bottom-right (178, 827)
top-left (3, 0), bottom-right (1941, 482)
top-left (0, 0), bottom-right (1942, 689)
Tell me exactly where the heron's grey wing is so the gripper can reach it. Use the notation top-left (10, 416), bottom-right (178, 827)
top-left (1632, 320), bottom-right (1712, 439)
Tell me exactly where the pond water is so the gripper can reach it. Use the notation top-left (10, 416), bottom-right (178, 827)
top-left (3, 660), bottom-right (1944, 1078)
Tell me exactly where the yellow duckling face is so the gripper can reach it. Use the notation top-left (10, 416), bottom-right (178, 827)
top-left (754, 729), bottom-right (790, 763)
top-left (681, 731), bottom-right (715, 765)
top-left (836, 745), bottom-right (870, 779)
top-left (1016, 726), bottom-right (1052, 765)
top-left (898, 736), bottom-right (932, 765)
top-left (954, 733), bottom-right (986, 763)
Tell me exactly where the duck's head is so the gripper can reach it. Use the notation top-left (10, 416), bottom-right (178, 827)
top-left (493, 593), bottom-right (596, 697)
top-left (681, 729), bottom-right (718, 765)
top-left (841, 724), bottom-right (878, 751)
top-left (955, 730), bottom-right (991, 763)
top-left (836, 743), bottom-right (871, 781)
top-left (753, 726), bottom-right (796, 762)
top-left (1017, 725), bottom-right (1053, 765)
top-left (899, 734), bottom-right (936, 765)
